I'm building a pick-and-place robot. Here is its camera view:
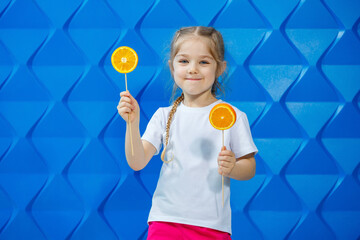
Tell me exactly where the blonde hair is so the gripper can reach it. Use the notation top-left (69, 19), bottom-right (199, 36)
top-left (161, 26), bottom-right (226, 162)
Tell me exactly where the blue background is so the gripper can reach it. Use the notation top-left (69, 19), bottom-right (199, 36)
top-left (0, 0), bottom-right (360, 239)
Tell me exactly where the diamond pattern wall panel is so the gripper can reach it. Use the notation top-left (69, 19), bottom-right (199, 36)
top-left (0, 0), bottom-right (359, 239)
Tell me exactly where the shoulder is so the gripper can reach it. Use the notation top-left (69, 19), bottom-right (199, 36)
top-left (150, 105), bottom-right (174, 122)
top-left (156, 105), bottom-right (172, 117)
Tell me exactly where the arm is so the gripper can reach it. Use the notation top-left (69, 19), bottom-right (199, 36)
top-left (125, 122), bottom-right (156, 171)
top-left (118, 91), bottom-right (156, 171)
top-left (218, 146), bottom-right (256, 180)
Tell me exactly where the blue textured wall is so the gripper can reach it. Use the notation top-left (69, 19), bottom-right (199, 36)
top-left (0, 0), bottom-right (360, 239)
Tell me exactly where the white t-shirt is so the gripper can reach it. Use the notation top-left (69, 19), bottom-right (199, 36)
top-left (141, 99), bottom-right (258, 234)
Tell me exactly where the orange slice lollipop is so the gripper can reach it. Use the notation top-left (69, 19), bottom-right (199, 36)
top-left (209, 103), bottom-right (236, 130)
top-left (111, 46), bottom-right (138, 73)
top-left (111, 46), bottom-right (138, 157)
top-left (209, 103), bottom-right (236, 208)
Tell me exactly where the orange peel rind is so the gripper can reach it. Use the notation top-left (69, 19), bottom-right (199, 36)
top-left (111, 46), bottom-right (138, 73)
top-left (209, 103), bottom-right (236, 130)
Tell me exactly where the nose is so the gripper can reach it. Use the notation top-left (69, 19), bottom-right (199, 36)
top-left (187, 62), bottom-right (198, 74)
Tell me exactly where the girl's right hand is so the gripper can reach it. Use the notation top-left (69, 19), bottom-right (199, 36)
top-left (117, 91), bottom-right (140, 123)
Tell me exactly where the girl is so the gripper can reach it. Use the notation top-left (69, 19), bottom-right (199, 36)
top-left (117, 26), bottom-right (258, 239)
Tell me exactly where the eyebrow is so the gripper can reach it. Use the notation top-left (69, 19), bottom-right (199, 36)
top-left (175, 54), bottom-right (214, 59)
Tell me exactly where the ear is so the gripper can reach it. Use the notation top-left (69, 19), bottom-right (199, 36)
top-left (217, 61), bottom-right (227, 77)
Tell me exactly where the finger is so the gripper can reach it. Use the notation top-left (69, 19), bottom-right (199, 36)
top-left (118, 105), bottom-right (133, 114)
top-left (218, 155), bottom-right (228, 162)
top-left (120, 91), bottom-right (130, 98)
top-left (217, 155), bottom-right (233, 164)
top-left (118, 107), bottom-right (133, 116)
top-left (120, 90), bottom-right (134, 98)
top-left (117, 101), bottom-right (133, 111)
top-left (218, 167), bottom-right (229, 176)
top-left (119, 100), bottom-right (133, 108)
top-left (119, 97), bottom-right (132, 105)
top-left (118, 102), bottom-right (135, 110)
top-left (220, 160), bottom-right (234, 168)
top-left (218, 157), bottom-right (234, 164)
top-left (219, 159), bottom-right (228, 166)
top-left (219, 148), bottom-right (233, 154)
top-left (121, 93), bottom-right (137, 107)
top-left (219, 150), bottom-right (235, 157)
top-left (218, 154), bottom-right (234, 163)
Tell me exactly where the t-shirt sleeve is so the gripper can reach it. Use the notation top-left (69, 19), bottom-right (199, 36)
top-left (230, 110), bottom-right (258, 158)
top-left (141, 108), bottom-right (164, 155)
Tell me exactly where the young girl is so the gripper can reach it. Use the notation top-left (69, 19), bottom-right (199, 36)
top-left (117, 26), bottom-right (258, 239)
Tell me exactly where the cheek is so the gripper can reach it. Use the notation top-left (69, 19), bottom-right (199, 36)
top-left (204, 68), bottom-right (217, 80)
top-left (172, 68), bottom-right (183, 84)
top-left (173, 65), bottom-right (186, 76)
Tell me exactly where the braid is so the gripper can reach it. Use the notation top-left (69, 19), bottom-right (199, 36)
top-left (161, 93), bottom-right (184, 163)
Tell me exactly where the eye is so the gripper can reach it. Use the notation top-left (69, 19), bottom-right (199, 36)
top-left (178, 59), bottom-right (188, 63)
top-left (200, 60), bottom-right (209, 64)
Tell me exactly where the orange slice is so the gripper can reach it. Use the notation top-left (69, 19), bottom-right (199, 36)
top-left (209, 103), bottom-right (236, 130)
top-left (111, 46), bottom-right (138, 73)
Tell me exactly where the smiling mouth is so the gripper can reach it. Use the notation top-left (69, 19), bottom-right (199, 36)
top-left (185, 78), bottom-right (202, 81)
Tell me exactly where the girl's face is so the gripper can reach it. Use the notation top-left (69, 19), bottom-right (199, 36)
top-left (171, 37), bottom-right (222, 100)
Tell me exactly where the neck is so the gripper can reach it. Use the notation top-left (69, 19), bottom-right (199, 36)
top-left (182, 92), bottom-right (218, 107)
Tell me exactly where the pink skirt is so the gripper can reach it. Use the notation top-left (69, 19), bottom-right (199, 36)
top-left (147, 221), bottom-right (232, 240)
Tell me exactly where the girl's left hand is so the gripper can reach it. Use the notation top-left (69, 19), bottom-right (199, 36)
top-left (218, 146), bottom-right (236, 176)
